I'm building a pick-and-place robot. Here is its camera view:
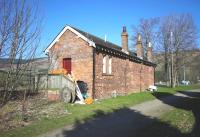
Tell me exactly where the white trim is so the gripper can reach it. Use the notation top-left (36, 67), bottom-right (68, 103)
top-left (108, 56), bottom-right (112, 74)
top-left (103, 55), bottom-right (107, 74)
top-left (121, 49), bottom-right (129, 54)
top-left (44, 26), bottom-right (96, 54)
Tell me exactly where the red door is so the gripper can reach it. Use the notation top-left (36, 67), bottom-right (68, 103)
top-left (63, 58), bottom-right (71, 74)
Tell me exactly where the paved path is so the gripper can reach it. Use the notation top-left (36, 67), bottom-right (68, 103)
top-left (39, 89), bottom-right (200, 137)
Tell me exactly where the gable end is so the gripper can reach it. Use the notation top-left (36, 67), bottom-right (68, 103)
top-left (44, 26), bottom-right (96, 54)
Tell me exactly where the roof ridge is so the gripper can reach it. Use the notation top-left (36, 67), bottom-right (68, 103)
top-left (70, 26), bottom-right (122, 50)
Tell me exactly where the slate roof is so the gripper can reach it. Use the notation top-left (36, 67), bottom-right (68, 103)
top-left (45, 25), bottom-right (156, 67)
top-left (71, 26), bottom-right (137, 56)
top-left (70, 26), bottom-right (156, 67)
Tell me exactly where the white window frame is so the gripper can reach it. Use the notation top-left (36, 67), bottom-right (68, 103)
top-left (108, 57), bottom-right (112, 74)
top-left (103, 55), bottom-right (107, 74)
top-left (102, 55), bottom-right (112, 74)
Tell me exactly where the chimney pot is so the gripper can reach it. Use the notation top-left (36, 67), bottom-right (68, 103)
top-left (137, 33), bottom-right (142, 43)
top-left (147, 42), bottom-right (153, 62)
top-left (136, 33), bottom-right (143, 59)
top-left (121, 26), bottom-right (129, 54)
top-left (148, 42), bottom-right (152, 47)
top-left (123, 26), bottom-right (126, 32)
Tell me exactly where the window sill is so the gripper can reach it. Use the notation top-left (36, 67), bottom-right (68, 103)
top-left (102, 73), bottom-right (114, 76)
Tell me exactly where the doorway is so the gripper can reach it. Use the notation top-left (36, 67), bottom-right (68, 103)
top-left (63, 58), bottom-right (71, 74)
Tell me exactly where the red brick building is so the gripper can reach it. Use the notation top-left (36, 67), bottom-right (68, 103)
top-left (44, 26), bottom-right (156, 99)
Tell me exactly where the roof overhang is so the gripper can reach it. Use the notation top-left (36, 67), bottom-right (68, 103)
top-left (44, 25), bottom-right (96, 54)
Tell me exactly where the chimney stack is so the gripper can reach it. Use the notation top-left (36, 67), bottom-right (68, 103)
top-left (136, 33), bottom-right (143, 59)
top-left (121, 26), bottom-right (129, 54)
top-left (147, 42), bottom-right (153, 62)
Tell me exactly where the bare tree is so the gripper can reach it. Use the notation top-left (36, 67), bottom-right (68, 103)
top-left (182, 49), bottom-right (200, 83)
top-left (159, 14), bottom-right (198, 87)
top-left (133, 14), bottom-right (198, 87)
top-left (0, 0), bottom-right (12, 57)
top-left (0, 0), bottom-right (42, 110)
top-left (131, 18), bottom-right (159, 58)
top-left (158, 15), bottom-right (174, 85)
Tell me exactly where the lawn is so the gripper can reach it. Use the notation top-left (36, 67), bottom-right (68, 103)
top-left (0, 85), bottom-right (200, 137)
top-left (136, 90), bottom-right (200, 137)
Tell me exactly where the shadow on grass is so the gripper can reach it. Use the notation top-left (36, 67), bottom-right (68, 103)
top-left (150, 90), bottom-right (200, 137)
top-left (56, 90), bottom-right (200, 137)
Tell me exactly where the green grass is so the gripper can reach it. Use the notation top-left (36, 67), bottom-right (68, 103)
top-left (136, 85), bottom-right (200, 137)
top-left (1, 84), bottom-right (200, 137)
top-left (161, 109), bottom-right (195, 134)
top-left (157, 84), bottom-right (200, 93)
top-left (136, 108), bottom-right (197, 137)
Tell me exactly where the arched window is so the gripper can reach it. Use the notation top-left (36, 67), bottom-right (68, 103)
top-left (102, 55), bottom-right (112, 74)
top-left (103, 55), bottom-right (107, 74)
top-left (108, 57), bottom-right (112, 74)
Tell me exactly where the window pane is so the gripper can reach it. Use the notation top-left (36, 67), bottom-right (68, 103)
top-left (108, 57), bottom-right (112, 74)
top-left (103, 56), bottom-right (107, 73)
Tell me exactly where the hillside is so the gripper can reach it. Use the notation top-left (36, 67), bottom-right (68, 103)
top-left (154, 50), bottom-right (200, 83)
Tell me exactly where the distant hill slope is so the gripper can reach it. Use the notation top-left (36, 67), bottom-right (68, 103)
top-left (154, 50), bottom-right (200, 83)
top-left (0, 57), bottom-right (49, 73)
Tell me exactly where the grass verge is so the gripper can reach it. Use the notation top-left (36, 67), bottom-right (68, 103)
top-left (136, 86), bottom-right (200, 137)
top-left (136, 108), bottom-right (197, 137)
top-left (1, 84), bottom-right (200, 137)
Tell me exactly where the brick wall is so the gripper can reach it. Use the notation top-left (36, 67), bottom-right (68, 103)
top-left (94, 52), bottom-right (154, 99)
top-left (48, 29), bottom-right (155, 99)
top-left (49, 30), bottom-right (94, 96)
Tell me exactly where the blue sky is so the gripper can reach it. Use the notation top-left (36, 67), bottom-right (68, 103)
top-left (37, 0), bottom-right (200, 57)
